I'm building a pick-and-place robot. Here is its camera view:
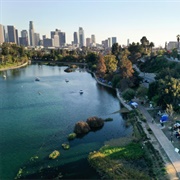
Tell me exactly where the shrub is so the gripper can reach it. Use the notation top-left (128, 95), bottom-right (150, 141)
top-left (86, 116), bottom-right (104, 129)
top-left (122, 88), bottom-right (136, 101)
top-left (104, 118), bottom-right (113, 122)
top-left (68, 133), bottom-right (77, 140)
top-left (74, 121), bottom-right (91, 134)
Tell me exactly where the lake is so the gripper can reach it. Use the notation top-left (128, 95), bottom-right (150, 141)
top-left (0, 64), bottom-right (132, 179)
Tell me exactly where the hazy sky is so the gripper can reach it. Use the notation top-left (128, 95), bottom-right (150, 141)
top-left (1, 0), bottom-right (180, 47)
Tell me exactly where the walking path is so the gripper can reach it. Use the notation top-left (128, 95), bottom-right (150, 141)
top-left (0, 62), bottom-right (28, 71)
top-left (92, 71), bottom-right (180, 179)
top-left (138, 103), bottom-right (180, 179)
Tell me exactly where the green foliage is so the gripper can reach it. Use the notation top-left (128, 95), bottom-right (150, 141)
top-left (111, 43), bottom-right (121, 57)
top-left (111, 74), bottom-right (121, 88)
top-left (136, 86), bottom-right (148, 98)
top-left (86, 52), bottom-right (98, 64)
top-left (68, 133), bottom-right (77, 140)
top-left (148, 81), bottom-right (159, 100)
top-left (119, 49), bottom-right (134, 78)
top-left (104, 55), bottom-right (117, 73)
top-left (139, 55), bottom-right (179, 73)
top-left (122, 88), bottom-right (136, 101)
top-left (100, 143), bottom-right (144, 160)
top-left (104, 118), bottom-right (113, 122)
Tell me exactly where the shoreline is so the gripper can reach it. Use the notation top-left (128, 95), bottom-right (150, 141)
top-left (0, 62), bottom-right (28, 71)
top-left (92, 71), bottom-right (178, 179)
top-left (92, 72), bottom-right (132, 111)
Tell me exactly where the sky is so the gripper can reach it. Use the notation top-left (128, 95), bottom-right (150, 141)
top-left (0, 0), bottom-right (180, 47)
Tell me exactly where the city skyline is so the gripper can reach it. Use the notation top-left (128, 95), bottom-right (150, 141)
top-left (1, 0), bottom-right (180, 47)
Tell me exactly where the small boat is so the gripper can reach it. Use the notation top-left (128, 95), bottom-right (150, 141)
top-left (65, 79), bottom-right (69, 83)
top-left (35, 77), bottom-right (40, 81)
top-left (3, 74), bottom-right (6, 78)
top-left (79, 90), bottom-right (83, 94)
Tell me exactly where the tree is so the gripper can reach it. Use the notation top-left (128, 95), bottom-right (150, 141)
top-left (149, 42), bottom-right (154, 54)
top-left (104, 55), bottom-right (117, 73)
top-left (140, 36), bottom-right (149, 53)
top-left (158, 77), bottom-right (180, 108)
top-left (119, 49), bottom-right (134, 78)
top-left (177, 34), bottom-right (180, 49)
top-left (166, 104), bottom-right (176, 142)
top-left (97, 53), bottom-right (106, 77)
top-left (111, 43), bottom-right (120, 57)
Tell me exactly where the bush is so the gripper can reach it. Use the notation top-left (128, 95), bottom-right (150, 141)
top-left (122, 88), bottom-right (136, 101)
top-left (74, 121), bottom-right (91, 134)
top-left (86, 116), bottom-right (104, 129)
top-left (68, 133), bottom-right (77, 140)
top-left (104, 118), bottom-right (113, 122)
top-left (112, 74), bottom-right (121, 88)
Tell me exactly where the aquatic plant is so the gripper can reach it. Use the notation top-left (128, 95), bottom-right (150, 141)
top-left (68, 133), bottom-right (77, 140)
top-left (62, 143), bottom-right (70, 150)
top-left (49, 150), bottom-right (60, 159)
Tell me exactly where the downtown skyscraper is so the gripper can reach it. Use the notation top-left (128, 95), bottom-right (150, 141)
top-left (73, 32), bottom-right (78, 45)
top-left (79, 27), bottom-right (84, 48)
top-left (0, 24), bottom-right (5, 44)
top-left (19, 30), bottom-right (28, 46)
top-left (29, 21), bottom-right (35, 46)
top-left (7, 25), bottom-right (17, 44)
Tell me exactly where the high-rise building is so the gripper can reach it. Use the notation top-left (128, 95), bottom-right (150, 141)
top-left (108, 37), bottom-right (112, 48)
top-left (21, 30), bottom-right (28, 38)
top-left (34, 33), bottom-right (40, 46)
top-left (15, 29), bottom-right (19, 45)
top-left (112, 37), bottom-right (117, 45)
top-left (79, 27), bottom-right (85, 48)
top-left (127, 39), bottom-right (130, 46)
top-left (86, 38), bottom-right (91, 47)
top-left (43, 38), bottom-right (54, 47)
top-left (29, 21), bottom-right (35, 46)
top-left (7, 25), bottom-right (17, 43)
top-left (59, 32), bottom-right (66, 47)
top-left (19, 30), bottom-right (28, 46)
top-left (91, 34), bottom-right (96, 44)
top-left (42, 35), bottom-right (46, 40)
top-left (0, 24), bottom-right (5, 44)
top-left (51, 30), bottom-right (59, 47)
top-left (73, 32), bottom-right (78, 45)
top-left (51, 29), bottom-right (66, 47)
top-left (167, 41), bottom-right (177, 50)
top-left (53, 34), bottom-right (59, 47)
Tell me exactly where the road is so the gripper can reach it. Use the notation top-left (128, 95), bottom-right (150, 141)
top-left (133, 64), bottom-right (156, 88)
top-left (138, 103), bottom-right (180, 179)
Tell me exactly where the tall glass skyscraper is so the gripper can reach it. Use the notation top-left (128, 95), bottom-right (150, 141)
top-left (7, 25), bottom-right (17, 43)
top-left (29, 21), bottom-right (35, 46)
top-left (79, 27), bottom-right (84, 48)
top-left (91, 34), bottom-right (96, 44)
top-left (73, 32), bottom-right (78, 45)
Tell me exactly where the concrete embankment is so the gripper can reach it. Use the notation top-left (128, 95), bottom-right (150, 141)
top-left (0, 62), bottom-right (28, 71)
top-left (92, 72), bottom-right (132, 111)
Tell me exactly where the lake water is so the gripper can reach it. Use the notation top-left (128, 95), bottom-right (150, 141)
top-left (0, 64), bottom-right (132, 179)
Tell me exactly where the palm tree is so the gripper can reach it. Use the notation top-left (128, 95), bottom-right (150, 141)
top-left (149, 42), bottom-right (154, 54)
top-left (177, 34), bottom-right (180, 49)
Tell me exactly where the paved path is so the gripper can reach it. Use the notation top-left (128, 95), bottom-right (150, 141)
top-left (138, 104), bottom-right (180, 178)
top-left (0, 62), bottom-right (28, 71)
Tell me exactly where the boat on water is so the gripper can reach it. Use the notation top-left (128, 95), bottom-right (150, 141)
top-left (35, 77), bottom-right (40, 81)
top-left (3, 74), bottom-right (6, 78)
top-left (79, 90), bottom-right (83, 94)
top-left (65, 79), bottom-right (69, 82)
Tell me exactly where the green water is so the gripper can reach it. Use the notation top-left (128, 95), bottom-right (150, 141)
top-left (0, 64), bottom-right (132, 179)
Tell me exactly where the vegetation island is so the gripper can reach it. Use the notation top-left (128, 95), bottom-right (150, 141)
top-left (1, 36), bottom-right (180, 179)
